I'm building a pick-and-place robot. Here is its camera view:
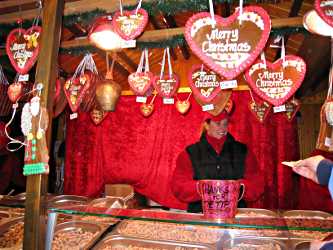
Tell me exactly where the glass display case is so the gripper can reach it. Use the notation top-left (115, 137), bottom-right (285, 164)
top-left (0, 196), bottom-right (332, 250)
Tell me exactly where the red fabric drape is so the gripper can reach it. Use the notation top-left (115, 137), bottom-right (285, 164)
top-left (64, 91), bottom-right (299, 209)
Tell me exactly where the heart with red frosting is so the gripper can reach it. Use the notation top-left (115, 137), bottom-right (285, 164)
top-left (112, 8), bottom-right (149, 40)
top-left (315, 0), bottom-right (333, 27)
top-left (153, 74), bottom-right (180, 98)
top-left (245, 55), bottom-right (306, 106)
top-left (64, 73), bottom-right (91, 112)
top-left (248, 100), bottom-right (271, 123)
top-left (128, 71), bottom-right (154, 96)
top-left (140, 103), bottom-right (154, 117)
top-left (284, 99), bottom-right (300, 122)
top-left (175, 100), bottom-right (191, 115)
top-left (7, 82), bottom-right (22, 103)
top-left (188, 65), bottom-right (225, 103)
top-left (6, 26), bottom-right (42, 74)
top-left (185, 6), bottom-right (271, 80)
top-left (90, 106), bottom-right (108, 125)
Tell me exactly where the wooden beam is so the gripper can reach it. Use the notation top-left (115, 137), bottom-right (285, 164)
top-left (60, 17), bottom-right (304, 49)
top-left (116, 51), bottom-right (138, 72)
top-left (23, 1), bottom-right (64, 250)
top-left (0, 0), bottom-right (36, 9)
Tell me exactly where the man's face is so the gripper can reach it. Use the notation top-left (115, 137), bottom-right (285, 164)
top-left (206, 118), bottom-right (228, 139)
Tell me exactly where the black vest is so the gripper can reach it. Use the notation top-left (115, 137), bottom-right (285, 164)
top-left (186, 133), bottom-right (247, 213)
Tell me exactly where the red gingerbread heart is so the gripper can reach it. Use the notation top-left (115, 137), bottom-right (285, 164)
top-left (188, 65), bottom-right (225, 103)
top-left (248, 100), bottom-right (271, 123)
top-left (284, 99), bottom-right (300, 122)
top-left (185, 6), bottom-right (271, 80)
top-left (7, 82), bottom-right (22, 103)
top-left (153, 74), bottom-right (180, 98)
top-left (112, 8), bottom-right (149, 40)
top-left (245, 55), bottom-right (306, 106)
top-left (140, 103), bottom-right (154, 117)
top-left (64, 73), bottom-right (91, 112)
top-left (315, 0), bottom-right (333, 27)
top-left (128, 71), bottom-right (154, 96)
top-left (6, 26), bottom-right (42, 74)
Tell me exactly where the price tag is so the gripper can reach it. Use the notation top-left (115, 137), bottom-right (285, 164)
top-left (325, 137), bottom-right (332, 147)
top-left (202, 104), bottom-right (214, 111)
top-left (273, 105), bottom-right (286, 113)
top-left (121, 40), bottom-right (136, 48)
top-left (136, 96), bottom-right (147, 103)
top-left (70, 113), bottom-right (78, 120)
top-left (18, 74), bottom-right (29, 82)
top-left (220, 80), bottom-right (238, 89)
top-left (163, 98), bottom-right (174, 104)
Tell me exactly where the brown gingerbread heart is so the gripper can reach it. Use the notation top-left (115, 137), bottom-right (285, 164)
top-left (140, 103), bottom-right (154, 117)
top-left (7, 82), bottom-right (22, 103)
top-left (175, 100), bottom-right (191, 115)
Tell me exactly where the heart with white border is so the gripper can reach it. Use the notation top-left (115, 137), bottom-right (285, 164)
top-left (153, 74), bottom-right (180, 98)
top-left (315, 0), bottom-right (333, 27)
top-left (188, 65), bottom-right (225, 103)
top-left (6, 26), bottom-right (42, 74)
top-left (245, 55), bottom-right (306, 106)
top-left (184, 6), bottom-right (271, 80)
top-left (112, 8), bottom-right (149, 40)
top-left (128, 71), bottom-right (154, 96)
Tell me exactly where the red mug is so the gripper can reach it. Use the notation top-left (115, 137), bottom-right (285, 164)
top-left (197, 179), bottom-right (245, 219)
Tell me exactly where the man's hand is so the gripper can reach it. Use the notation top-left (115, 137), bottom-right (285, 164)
top-left (292, 155), bottom-right (325, 184)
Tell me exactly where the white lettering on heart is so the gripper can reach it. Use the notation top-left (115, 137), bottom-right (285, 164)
top-left (194, 72), bottom-right (220, 88)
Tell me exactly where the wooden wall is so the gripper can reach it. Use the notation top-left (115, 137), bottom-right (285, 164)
top-left (297, 91), bottom-right (326, 158)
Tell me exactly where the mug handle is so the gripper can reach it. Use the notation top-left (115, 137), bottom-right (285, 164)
top-left (196, 181), bottom-right (202, 196)
top-left (238, 183), bottom-right (245, 201)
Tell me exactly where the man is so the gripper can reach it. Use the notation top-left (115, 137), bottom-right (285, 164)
top-left (171, 111), bottom-right (264, 213)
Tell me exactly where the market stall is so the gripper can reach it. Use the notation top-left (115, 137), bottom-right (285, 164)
top-left (0, 0), bottom-right (333, 249)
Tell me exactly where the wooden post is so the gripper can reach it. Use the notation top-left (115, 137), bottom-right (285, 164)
top-left (23, 1), bottom-right (64, 250)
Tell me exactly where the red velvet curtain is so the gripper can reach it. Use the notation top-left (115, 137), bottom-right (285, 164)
top-left (64, 91), bottom-right (299, 210)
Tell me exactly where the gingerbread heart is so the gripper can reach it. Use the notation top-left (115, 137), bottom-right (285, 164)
top-left (284, 99), bottom-right (300, 122)
top-left (248, 100), bottom-right (271, 123)
top-left (112, 8), bottom-right (149, 40)
top-left (6, 26), bottom-right (42, 74)
top-left (175, 100), bottom-right (191, 115)
top-left (140, 103), bottom-right (154, 117)
top-left (315, 0), bottom-right (333, 27)
top-left (188, 65), bottom-right (225, 103)
top-left (7, 82), bottom-right (22, 103)
top-left (245, 55), bottom-right (306, 106)
top-left (194, 89), bottom-right (232, 116)
top-left (64, 73), bottom-right (91, 112)
top-left (153, 74), bottom-right (180, 98)
top-left (224, 98), bottom-right (233, 114)
top-left (184, 7), bottom-right (271, 80)
top-left (128, 71), bottom-right (154, 96)
top-left (90, 106), bottom-right (108, 125)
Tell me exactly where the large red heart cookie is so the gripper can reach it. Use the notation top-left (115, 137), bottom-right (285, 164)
top-left (6, 26), bottom-right (42, 74)
top-left (315, 0), bottom-right (333, 27)
top-left (245, 55), bottom-right (306, 106)
top-left (64, 73), bottom-right (91, 112)
top-left (128, 71), bottom-right (154, 96)
top-left (248, 100), bottom-right (271, 123)
top-left (185, 6), bottom-right (271, 80)
top-left (188, 65), bottom-right (225, 103)
top-left (284, 99), bottom-right (300, 122)
top-left (153, 74), bottom-right (180, 98)
top-left (112, 8), bottom-right (149, 40)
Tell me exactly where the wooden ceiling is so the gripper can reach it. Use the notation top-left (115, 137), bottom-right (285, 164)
top-left (0, 0), bottom-right (330, 98)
